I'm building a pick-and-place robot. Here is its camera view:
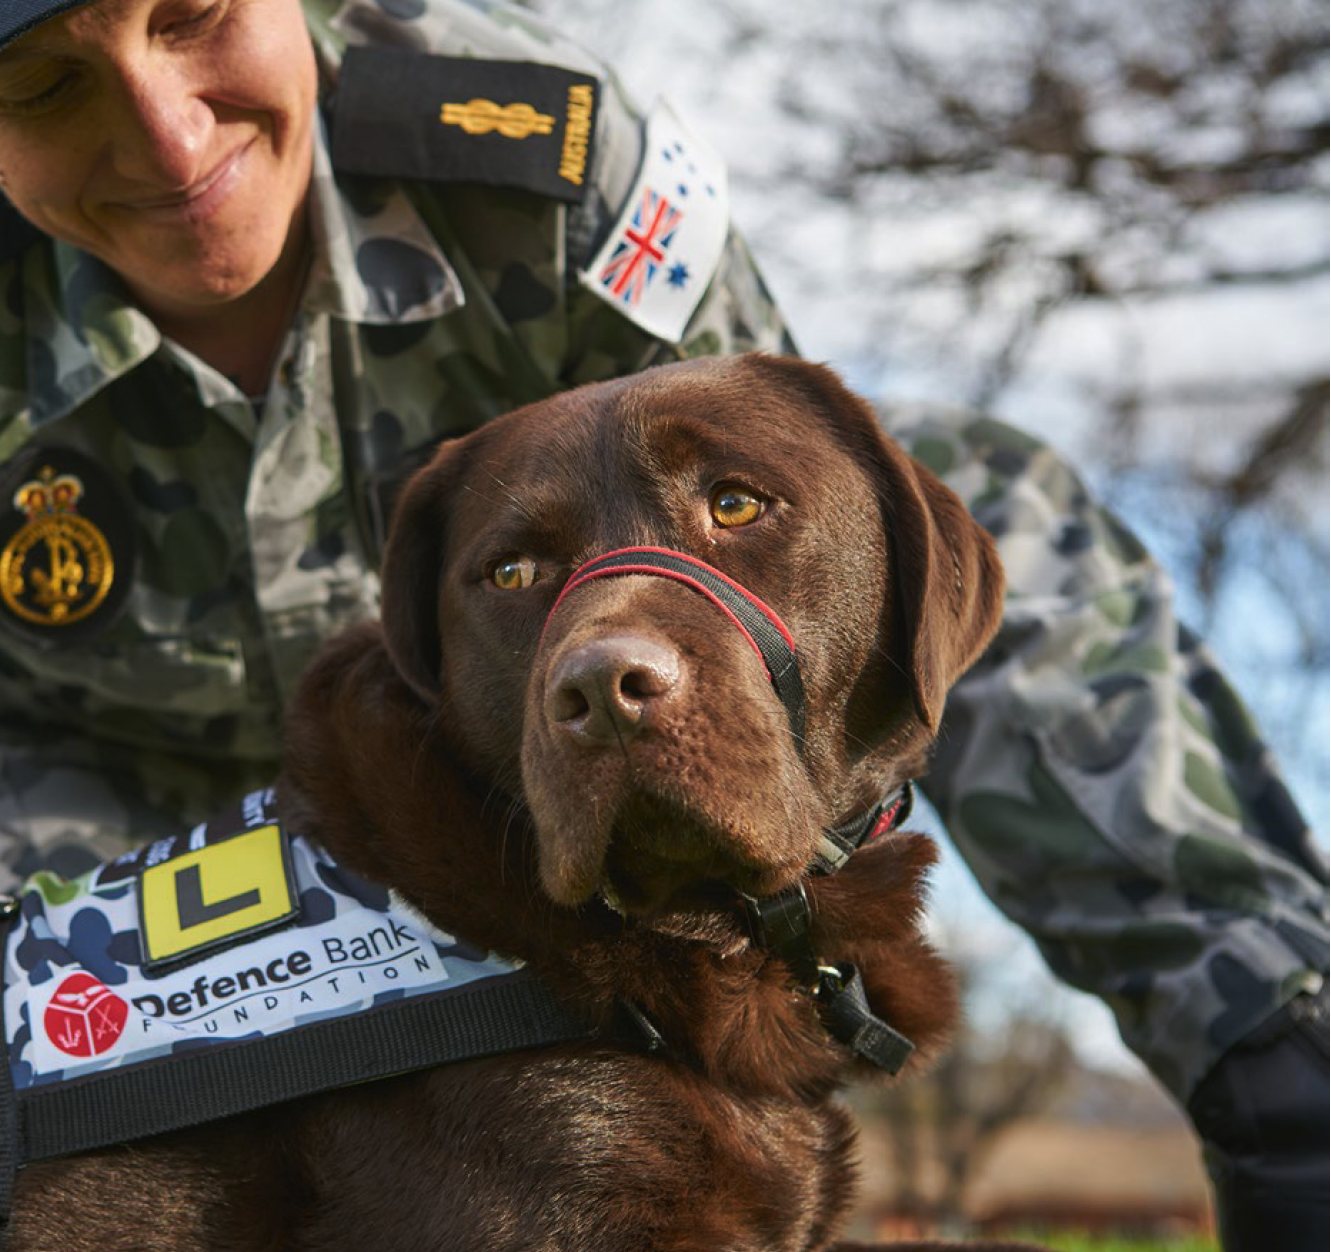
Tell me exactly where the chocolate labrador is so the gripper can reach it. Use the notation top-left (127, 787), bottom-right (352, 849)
top-left (9, 355), bottom-right (1029, 1252)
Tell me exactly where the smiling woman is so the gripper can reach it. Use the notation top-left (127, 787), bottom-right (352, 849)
top-left (0, 0), bottom-right (316, 391)
top-left (0, 0), bottom-right (794, 900)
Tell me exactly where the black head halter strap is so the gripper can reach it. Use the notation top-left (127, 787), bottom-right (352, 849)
top-left (545, 547), bottom-right (807, 744)
top-left (546, 546), bottom-right (917, 1075)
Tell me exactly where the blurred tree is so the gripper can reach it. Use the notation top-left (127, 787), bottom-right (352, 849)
top-left (855, 931), bottom-right (1076, 1230)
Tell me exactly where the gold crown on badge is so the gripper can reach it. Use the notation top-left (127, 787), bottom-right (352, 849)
top-left (1, 464), bottom-right (114, 628)
top-left (14, 466), bottom-right (85, 518)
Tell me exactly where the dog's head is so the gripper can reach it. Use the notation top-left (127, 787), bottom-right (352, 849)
top-left (379, 355), bottom-right (1002, 919)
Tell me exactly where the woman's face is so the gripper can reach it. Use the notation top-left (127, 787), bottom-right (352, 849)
top-left (0, 0), bottom-right (317, 321)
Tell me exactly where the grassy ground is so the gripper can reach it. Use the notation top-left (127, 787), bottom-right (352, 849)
top-left (1012, 1233), bottom-right (1218, 1252)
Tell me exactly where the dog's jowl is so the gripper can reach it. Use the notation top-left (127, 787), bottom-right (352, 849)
top-left (5, 355), bottom-right (1027, 1252)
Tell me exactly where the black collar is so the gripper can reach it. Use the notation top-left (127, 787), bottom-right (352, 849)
top-left (740, 783), bottom-right (918, 1075)
top-left (816, 781), bottom-right (914, 873)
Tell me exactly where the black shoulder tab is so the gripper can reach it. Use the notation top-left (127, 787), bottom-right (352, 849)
top-left (330, 48), bottom-right (598, 204)
top-left (0, 197), bottom-right (42, 268)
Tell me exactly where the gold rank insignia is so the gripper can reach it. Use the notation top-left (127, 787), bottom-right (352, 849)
top-left (440, 98), bottom-right (555, 139)
top-left (0, 447), bottom-right (134, 644)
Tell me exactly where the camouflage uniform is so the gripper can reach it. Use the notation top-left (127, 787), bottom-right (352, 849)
top-left (0, 0), bottom-right (1324, 1119)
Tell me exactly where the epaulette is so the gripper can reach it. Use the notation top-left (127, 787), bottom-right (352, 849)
top-left (329, 49), bottom-right (599, 203)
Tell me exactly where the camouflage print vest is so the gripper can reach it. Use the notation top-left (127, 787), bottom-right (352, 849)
top-left (0, 789), bottom-right (586, 1184)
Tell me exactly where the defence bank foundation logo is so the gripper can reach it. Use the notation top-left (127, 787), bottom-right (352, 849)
top-left (0, 465), bottom-right (114, 629)
top-left (44, 973), bottom-right (129, 1058)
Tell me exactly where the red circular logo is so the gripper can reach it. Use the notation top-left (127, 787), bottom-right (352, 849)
top-left (44, 972), bottom-right (129, 1058)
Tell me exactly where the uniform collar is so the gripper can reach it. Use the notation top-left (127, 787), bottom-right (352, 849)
top-left (22, 243), bottom-right (162, 430)
top-left (21, 118), bottom-right (462, 431)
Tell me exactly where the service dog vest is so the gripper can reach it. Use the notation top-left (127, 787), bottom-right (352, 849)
top-left (0, 790), bottom-right (591, 1217)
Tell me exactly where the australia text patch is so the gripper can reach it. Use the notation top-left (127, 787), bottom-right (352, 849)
top-left (331, 49), bottom-right (599, 202)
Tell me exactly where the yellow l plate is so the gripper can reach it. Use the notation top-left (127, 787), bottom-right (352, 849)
top-left (139, 825), bottom-right (298, 969)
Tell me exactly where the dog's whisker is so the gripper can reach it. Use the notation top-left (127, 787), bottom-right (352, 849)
top-left (866, 637), bottom-right (913, 684)
top-left (458, 480), bottom-right (519, 513)
top-left (497, 798), bottom-right (528, 889)
top-left (609, 716), bottom-right (633, 764)
top-left (412, 701), bottom-right (456, 788)
top-left (478, 470), bottom-right (537, 520)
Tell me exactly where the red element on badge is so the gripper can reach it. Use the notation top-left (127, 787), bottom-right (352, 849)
top-left (43, 972), bottom-right (129, 1057)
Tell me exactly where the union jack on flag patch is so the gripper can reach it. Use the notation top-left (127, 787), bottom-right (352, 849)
top-left (598, 189), bottom-right (684, 308)
top-left (580, 100), bottom-right (729, 343)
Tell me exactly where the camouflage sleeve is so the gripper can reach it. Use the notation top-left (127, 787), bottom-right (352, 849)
top-left (894, 407), bottom-right (1329, 1102)
top-left (0, 722), bottom-right (164, 896)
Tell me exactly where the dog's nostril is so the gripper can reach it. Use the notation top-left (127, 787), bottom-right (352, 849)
top-left (548, 684), bottom-right (591, 723)
top-left (546, 636), bottom-right (682, 743)
top-left (619, 664), bottom-right (674, 702)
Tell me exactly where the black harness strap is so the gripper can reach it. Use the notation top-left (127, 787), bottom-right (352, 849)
top-left (14, 971), bottom-right (591, 1165)
top-left (741, 784), bottom-right (918, 1076)
top-left (0, 917), bottom-right (591, 1238)
top-left (815, 964), bottom-right (915, 1074)
top-left (817, 782), bottom-right (914, 874)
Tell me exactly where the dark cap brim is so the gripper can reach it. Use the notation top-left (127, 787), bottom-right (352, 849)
top-left (0, 1), bottom-right (94, 51)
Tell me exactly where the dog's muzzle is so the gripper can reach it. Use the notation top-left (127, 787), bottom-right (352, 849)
top-left (543, 546), bottom-right (807, 744)
top-left (544, 547), bottom-right (916, 1075)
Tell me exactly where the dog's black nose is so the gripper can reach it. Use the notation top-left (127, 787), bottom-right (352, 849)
top-left (545, 636), bottom-right (682, 745)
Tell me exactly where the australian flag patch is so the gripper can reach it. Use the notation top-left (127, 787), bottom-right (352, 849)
top-left (581, 100), bottom-right (730, 343)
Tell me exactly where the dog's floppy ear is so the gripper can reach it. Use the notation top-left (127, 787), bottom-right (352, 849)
top-left (879, 439), bottom-right (1005, 730)
top-left (750, 354), bottom-right (1005, 731)
top-left (378, 445), bottom-right (467, 705)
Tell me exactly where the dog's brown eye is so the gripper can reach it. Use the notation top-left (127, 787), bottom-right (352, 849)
top-left (490, 555), bottom-right (539, 590)
top-left (709, 486), bottom-right (765, 529)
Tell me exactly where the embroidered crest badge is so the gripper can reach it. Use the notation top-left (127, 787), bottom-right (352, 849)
top-left (0, 447), bottom-right (135, 644)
